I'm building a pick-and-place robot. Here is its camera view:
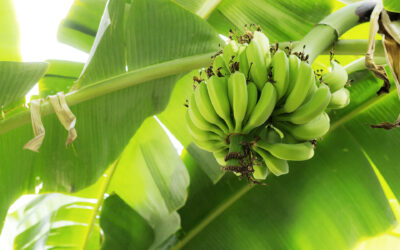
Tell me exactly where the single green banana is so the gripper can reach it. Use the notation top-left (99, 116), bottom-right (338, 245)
top-left (255, 140), bottom-right (314, 161)
top-left (195, 83), bottom-right (229, 134)
top-left (276, 84), bottom-right (331, 124)
top-left (213, 54), bottom-right (230, 76)
top-left (322, 60), bottom-right (348, 93)
top-left (263, 126), bottom-right (283, 144)
top-left (207, 76), bottom-right (234, 131)
top-left (253, 31), bottom-right (271, 67)
top-left (214, 149), bottom-right (228, 166)
top-left (194, 138), bottom-right (228, 152)
top-left (244, 81), bottom-right (258, 122)
top-left (253, 147), bottom-right (288, 176)
top-left (246, 39), bottom-right (268, 90)
top-left (285, 54), bottom-right (301, 95)
top-left (328, 87), bottom-right (350, 109)
top-left (253, 163), bottom-right (269, 180)
top-left (243, 83), bottom-right (277, 134)
top-left (270, 49), bottom-right (289, 100)
top-left (185, 112), bottom-right (223, 142)
top-left (275, 112), bottom-right (330, 141)
top-left (304, 75), bottom-right (318, 102)
top-left (238, 45), bottom-right (250, 79)
top-left (228, 72), bottom-right (248, 132)
top-left (223, 40), bottom-right (239, 66)
top-left (188, 94), bottom-right (226, 137)
top-left (278, 60), bottom-right (314, 113)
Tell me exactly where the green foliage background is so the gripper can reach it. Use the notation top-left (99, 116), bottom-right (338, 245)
top-left (1, 0), bottom-right (400, 249)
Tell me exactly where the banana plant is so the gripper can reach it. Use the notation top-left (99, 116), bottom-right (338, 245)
top-left (1, 0), bottom-right (400, 249)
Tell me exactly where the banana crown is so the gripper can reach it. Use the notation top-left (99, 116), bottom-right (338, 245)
top-left (185, 28), bottom-right (350, 184)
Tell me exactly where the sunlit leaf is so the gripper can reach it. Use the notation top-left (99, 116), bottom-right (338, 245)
top-left (0, 0), bottom-right (20, 61)
top-left (108, 117), bottom-right (190, 247)
top-left (384, 0), bottom-right (400, 13)
top-left (0, 0), bottom-right (219, 234)
top-left (100, 194), bottom-right (154, 250)
top-left (38, 60), bottom-right (84, 98)
top-left (0, 62), bottom-right (48, 108)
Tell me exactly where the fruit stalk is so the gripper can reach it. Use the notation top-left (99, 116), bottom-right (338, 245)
top-left (292, 1), bottom-right (377, 62)
top-left (225, 134), bottom-right (246, 167)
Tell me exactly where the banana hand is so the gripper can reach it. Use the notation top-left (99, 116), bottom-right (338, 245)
top-left (276, 84), bottom-right (331, 124)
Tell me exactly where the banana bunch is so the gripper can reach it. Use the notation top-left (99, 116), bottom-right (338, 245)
top-left (185, 29), bottom-right (350, 184)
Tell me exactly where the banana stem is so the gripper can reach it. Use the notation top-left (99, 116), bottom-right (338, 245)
top-left (225, 134), bottom-right (245, 167)
top-left (292, 1), bottom-right (377, 62)
top-left (345, 56), bottom-right (387, 75)
top-left (280, 39), bottom-right (385, 57)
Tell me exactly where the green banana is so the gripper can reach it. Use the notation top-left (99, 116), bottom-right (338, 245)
top-left (188, 94), bottom-right (226, 137)
top-left (185, 112), bottom-right (223, 142)
top-left (253, 163), bottom-right (269, 180)
top-left (223, 40), bottom-right (239, 66)
top-left (263, 126), bottom-right (283, 144)
top-left (238, 45), bottom-right (250, 79)
top-left (322, 60), bottom-right (348, 93)
top-left (207, 76), bottom-right (234, 131)
top-left (214, 149), bottom-right (228, 166)
top-left (270, 49), bottom-right (289, 100)
top-left (228, 72), bottom-right (248, 132)
top-left (194, 83), bottom-right (229, 134)
top-left (194, 138), bottom-right (228, 152)
top-left (278, 60), bottom-right (314, 113)
top-left (253, 31), bottom-right (271, 67)
top-left (213, 54), bottom-right (230, 76)
top-left (246, 39), bottom-right (267, 90)
top-left (244, 81), bottom-right (258, 122)
top-left (243, 83), bottom-right (277, 134)
top-left (253, 147), bottom-right (288, 176)
top-left (276, 84), bottom-right (331, 124)
top-left (304, 75), bottom-right (318, 102)
top-left (328, 87), bottom-right (350, 109)
top-left (275, 112), bottom-right (330, 141)
top-left (255, 140), bottom-right (314, 161)
top-left (285, 54), bottom-right (301, 95)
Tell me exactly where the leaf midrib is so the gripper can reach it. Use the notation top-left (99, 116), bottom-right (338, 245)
top-left (172, 184), bottom-right (253, 250)
top-left (0, 52), bottom-right (214, 135)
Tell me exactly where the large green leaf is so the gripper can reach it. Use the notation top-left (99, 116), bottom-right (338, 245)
top-left (58, 0), bottom-right (108, 52)
top-left (384, 0), bottom-right (400, 13)
top-left (108, 117), bottom-right (190, 246)
top-left (100, 194), bottom-right (154, 250)
top-left (329, 69), bottom-right (400, 202)
top-left (0, 0), bottom-right (219, 233)
top-left (0, 62), bottom-right (48, 108)
top-left (59, 0), bottom-right (333, 52)
top-left (173, 127), bottom-right (395, 249)
top-left (207, 0), bottom-right (333, 41)
top-left (38, 60), bottom-right (84, 98)
top-left (0, 0), bottom-right (20, 60)
top-left (3, 116), bottom-right (186, 248)
top-left (10, 194), bottom-right (101, 249)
